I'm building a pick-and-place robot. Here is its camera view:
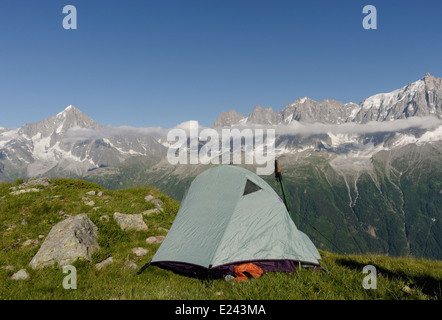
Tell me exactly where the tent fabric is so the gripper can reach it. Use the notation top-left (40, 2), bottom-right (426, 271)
top-left (151, 165), bottom-right (321, 278)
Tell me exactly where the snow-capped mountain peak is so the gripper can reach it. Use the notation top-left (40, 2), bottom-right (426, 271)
top-left (56, 105), bottom-right (75, 118)
top-left (359, 79), bottom-right (425, 112)
top-left (356, 74), bottom-right (441, 123)
top-left (0, 105), bottom-right (164, 179)
top-left (18, 105), bottom-right (102, 139)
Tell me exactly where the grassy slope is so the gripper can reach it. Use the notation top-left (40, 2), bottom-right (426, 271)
top-left (0, 179), bottom-right (441, 300)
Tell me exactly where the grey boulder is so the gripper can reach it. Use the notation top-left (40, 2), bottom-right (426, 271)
top-left (29, 214), bottom-right (100, 269)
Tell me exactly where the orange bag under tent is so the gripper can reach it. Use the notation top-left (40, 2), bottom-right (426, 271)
top-left (233, 263), bottom-right (264, 282)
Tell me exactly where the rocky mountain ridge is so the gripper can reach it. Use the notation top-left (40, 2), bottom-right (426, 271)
top-left (214, 73), bottom-right (442, 126)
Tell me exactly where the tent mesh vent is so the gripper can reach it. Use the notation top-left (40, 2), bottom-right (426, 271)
top-left (243, 179), bottom-right (262, 195)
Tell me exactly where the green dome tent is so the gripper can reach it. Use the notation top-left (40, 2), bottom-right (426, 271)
top-left (149, 165), bottom-right (321, 278)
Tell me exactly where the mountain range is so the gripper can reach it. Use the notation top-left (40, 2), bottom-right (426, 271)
top-left (1, 73), bottom-right (441, 259)
top-left (214, 72), bottom-right (442, 126)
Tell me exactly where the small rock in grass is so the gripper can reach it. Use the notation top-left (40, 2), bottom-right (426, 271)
top-left (125, 262), bottom-right (138, 270)
top-left (146, 236), bottom-right (165, 244)
top-left (10, 269), bottom-right (29, 281)
top-left (142, 208), bottom-right (159, 216)
top-left (132, 247), bottom-right (149, 257)
top-left (114, 212), bottom-right (148, 232)
top-left (95, 257), bottom-right (113, 270)
top-left (153, 199), bottom-right (163, 209)
top-left (401, 286), bottom-right (415, 294)
top-left (144, 195), bottom-right (154, 202)
top-left (22, 239), bottom-right (38, 247)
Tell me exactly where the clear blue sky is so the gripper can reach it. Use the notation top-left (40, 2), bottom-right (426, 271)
top-left (0, 0), bottom-right (441, 129)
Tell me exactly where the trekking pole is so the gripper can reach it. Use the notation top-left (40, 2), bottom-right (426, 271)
top-left (274, 160), bottom-right (290, 216)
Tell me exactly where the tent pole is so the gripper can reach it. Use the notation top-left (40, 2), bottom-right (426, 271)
top-left (275, 160), bottom-right (291, 217)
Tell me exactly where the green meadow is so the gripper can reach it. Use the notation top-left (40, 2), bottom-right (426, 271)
top-left (1, 179), bottom-right (440, 300)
